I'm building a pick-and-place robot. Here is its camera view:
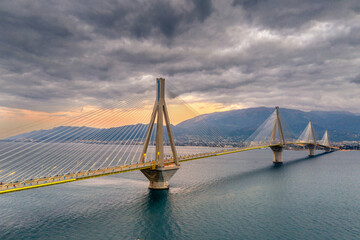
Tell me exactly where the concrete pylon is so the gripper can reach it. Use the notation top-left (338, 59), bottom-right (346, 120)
top-left (321, 130), bottom-right (331, 152)
top-left (307, 120), bottom-right (316, 157)
top-left (270, 106), bottom-right (286, 164)
top-left (307, 144), bottom-right (315, 156)
top-left (139, 78), bottom-right (179, 189)
top-left (271, 145), bottom-right (283, 164)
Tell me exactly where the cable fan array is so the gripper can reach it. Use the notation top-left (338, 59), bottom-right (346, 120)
top-left (0, 92), bottom-right (237, 184)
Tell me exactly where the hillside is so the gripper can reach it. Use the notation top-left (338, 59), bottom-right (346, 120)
top-left (175, 107), bottom-right (360, 141)
top-left (6, 107), bottom-right (360, 142)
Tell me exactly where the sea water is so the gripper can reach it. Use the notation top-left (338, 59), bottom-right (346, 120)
top-left (0, 149), bottom-right (359, 239)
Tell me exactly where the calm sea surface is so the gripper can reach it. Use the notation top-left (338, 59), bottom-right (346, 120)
top-left (0, 149), bottom-right (359, 239)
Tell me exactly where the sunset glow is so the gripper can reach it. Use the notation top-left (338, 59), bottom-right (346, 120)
top-left (0, 101), bottom-right (245, 139)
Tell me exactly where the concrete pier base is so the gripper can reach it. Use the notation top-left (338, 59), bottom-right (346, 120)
top-left (307, 144), bottom-right (315, 156)
top-left (270, 146), bottom-right (283, 164)
top-left (141, 164), bottom-right (179, 189)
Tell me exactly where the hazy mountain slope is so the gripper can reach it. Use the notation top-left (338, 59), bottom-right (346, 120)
top-left (175, 107), bottom-right (360, 141)
top-left (6, 107), bottom-right (360, 142)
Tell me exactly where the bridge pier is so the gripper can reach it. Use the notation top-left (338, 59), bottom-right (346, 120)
top-left (271, 146), bottom-right (283, 164)
top-left (307, 144), bottom-right (315, 156)
top-left (141, 165), bottom-right (179, 189)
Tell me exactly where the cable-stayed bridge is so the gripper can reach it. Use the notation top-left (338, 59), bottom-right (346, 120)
top-left (0, 78), bottom-right (337, 194)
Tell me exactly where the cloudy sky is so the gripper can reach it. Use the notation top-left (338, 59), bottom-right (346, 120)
top-left (1, 0), bottom-right (360, 133)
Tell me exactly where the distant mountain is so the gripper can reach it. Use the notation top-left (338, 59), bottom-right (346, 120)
top-left (6, 107), bottom-right (360, 143)
top-left (175, 107), bottom-right (360, 141)
top-left (6, 125), bottom-right (149, 143)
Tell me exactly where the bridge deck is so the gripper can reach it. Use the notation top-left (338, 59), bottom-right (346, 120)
top-left (0, 144), bottom-right (337, 194)
top-left (0, 145), bottom-right (269, 194)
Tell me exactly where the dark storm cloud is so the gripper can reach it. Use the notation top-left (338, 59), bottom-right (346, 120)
top-left (232, 0), bottom-right (359, 30)
top-left (74, 0), bottom-right (213, 39)
top-left (350, 75), bottom-right (360, 84)
top-left (0, 0), bottom-right (360, 113)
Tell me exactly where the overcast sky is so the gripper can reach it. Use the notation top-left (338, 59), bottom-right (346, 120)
top-left (1, 0), bottom-right (360, 116)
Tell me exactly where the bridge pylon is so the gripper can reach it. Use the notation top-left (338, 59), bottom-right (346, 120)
top-left (321, 130), bottom-right (331, 152)
top-left (270, 106), bottom-right (286, 164)
top-left (139, 78), bottom-right (179, 189)
top-left (306, 120), bottom-right (317, 156)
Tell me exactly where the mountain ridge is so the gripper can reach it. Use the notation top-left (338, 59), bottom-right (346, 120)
top-left (5, 107), bottom-right (360, 142)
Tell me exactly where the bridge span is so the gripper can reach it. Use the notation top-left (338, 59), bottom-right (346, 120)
top-left (0, 78), bottom-right (337, 194)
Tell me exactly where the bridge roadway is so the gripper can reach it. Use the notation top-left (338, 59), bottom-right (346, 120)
top-left (0, 143), bottom-right (336, 194)
top-left (0, 145), bottom-right (270, 194)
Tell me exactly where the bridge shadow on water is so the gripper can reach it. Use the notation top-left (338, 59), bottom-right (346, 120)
top-left (133, 151), bottom-right (336, 239)
top-left (280, 151), bottom-right (331, 167)
top-left (144, 151), bottom-right (334, 206)
top-left (200, 151), bottom-right (333, 190)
